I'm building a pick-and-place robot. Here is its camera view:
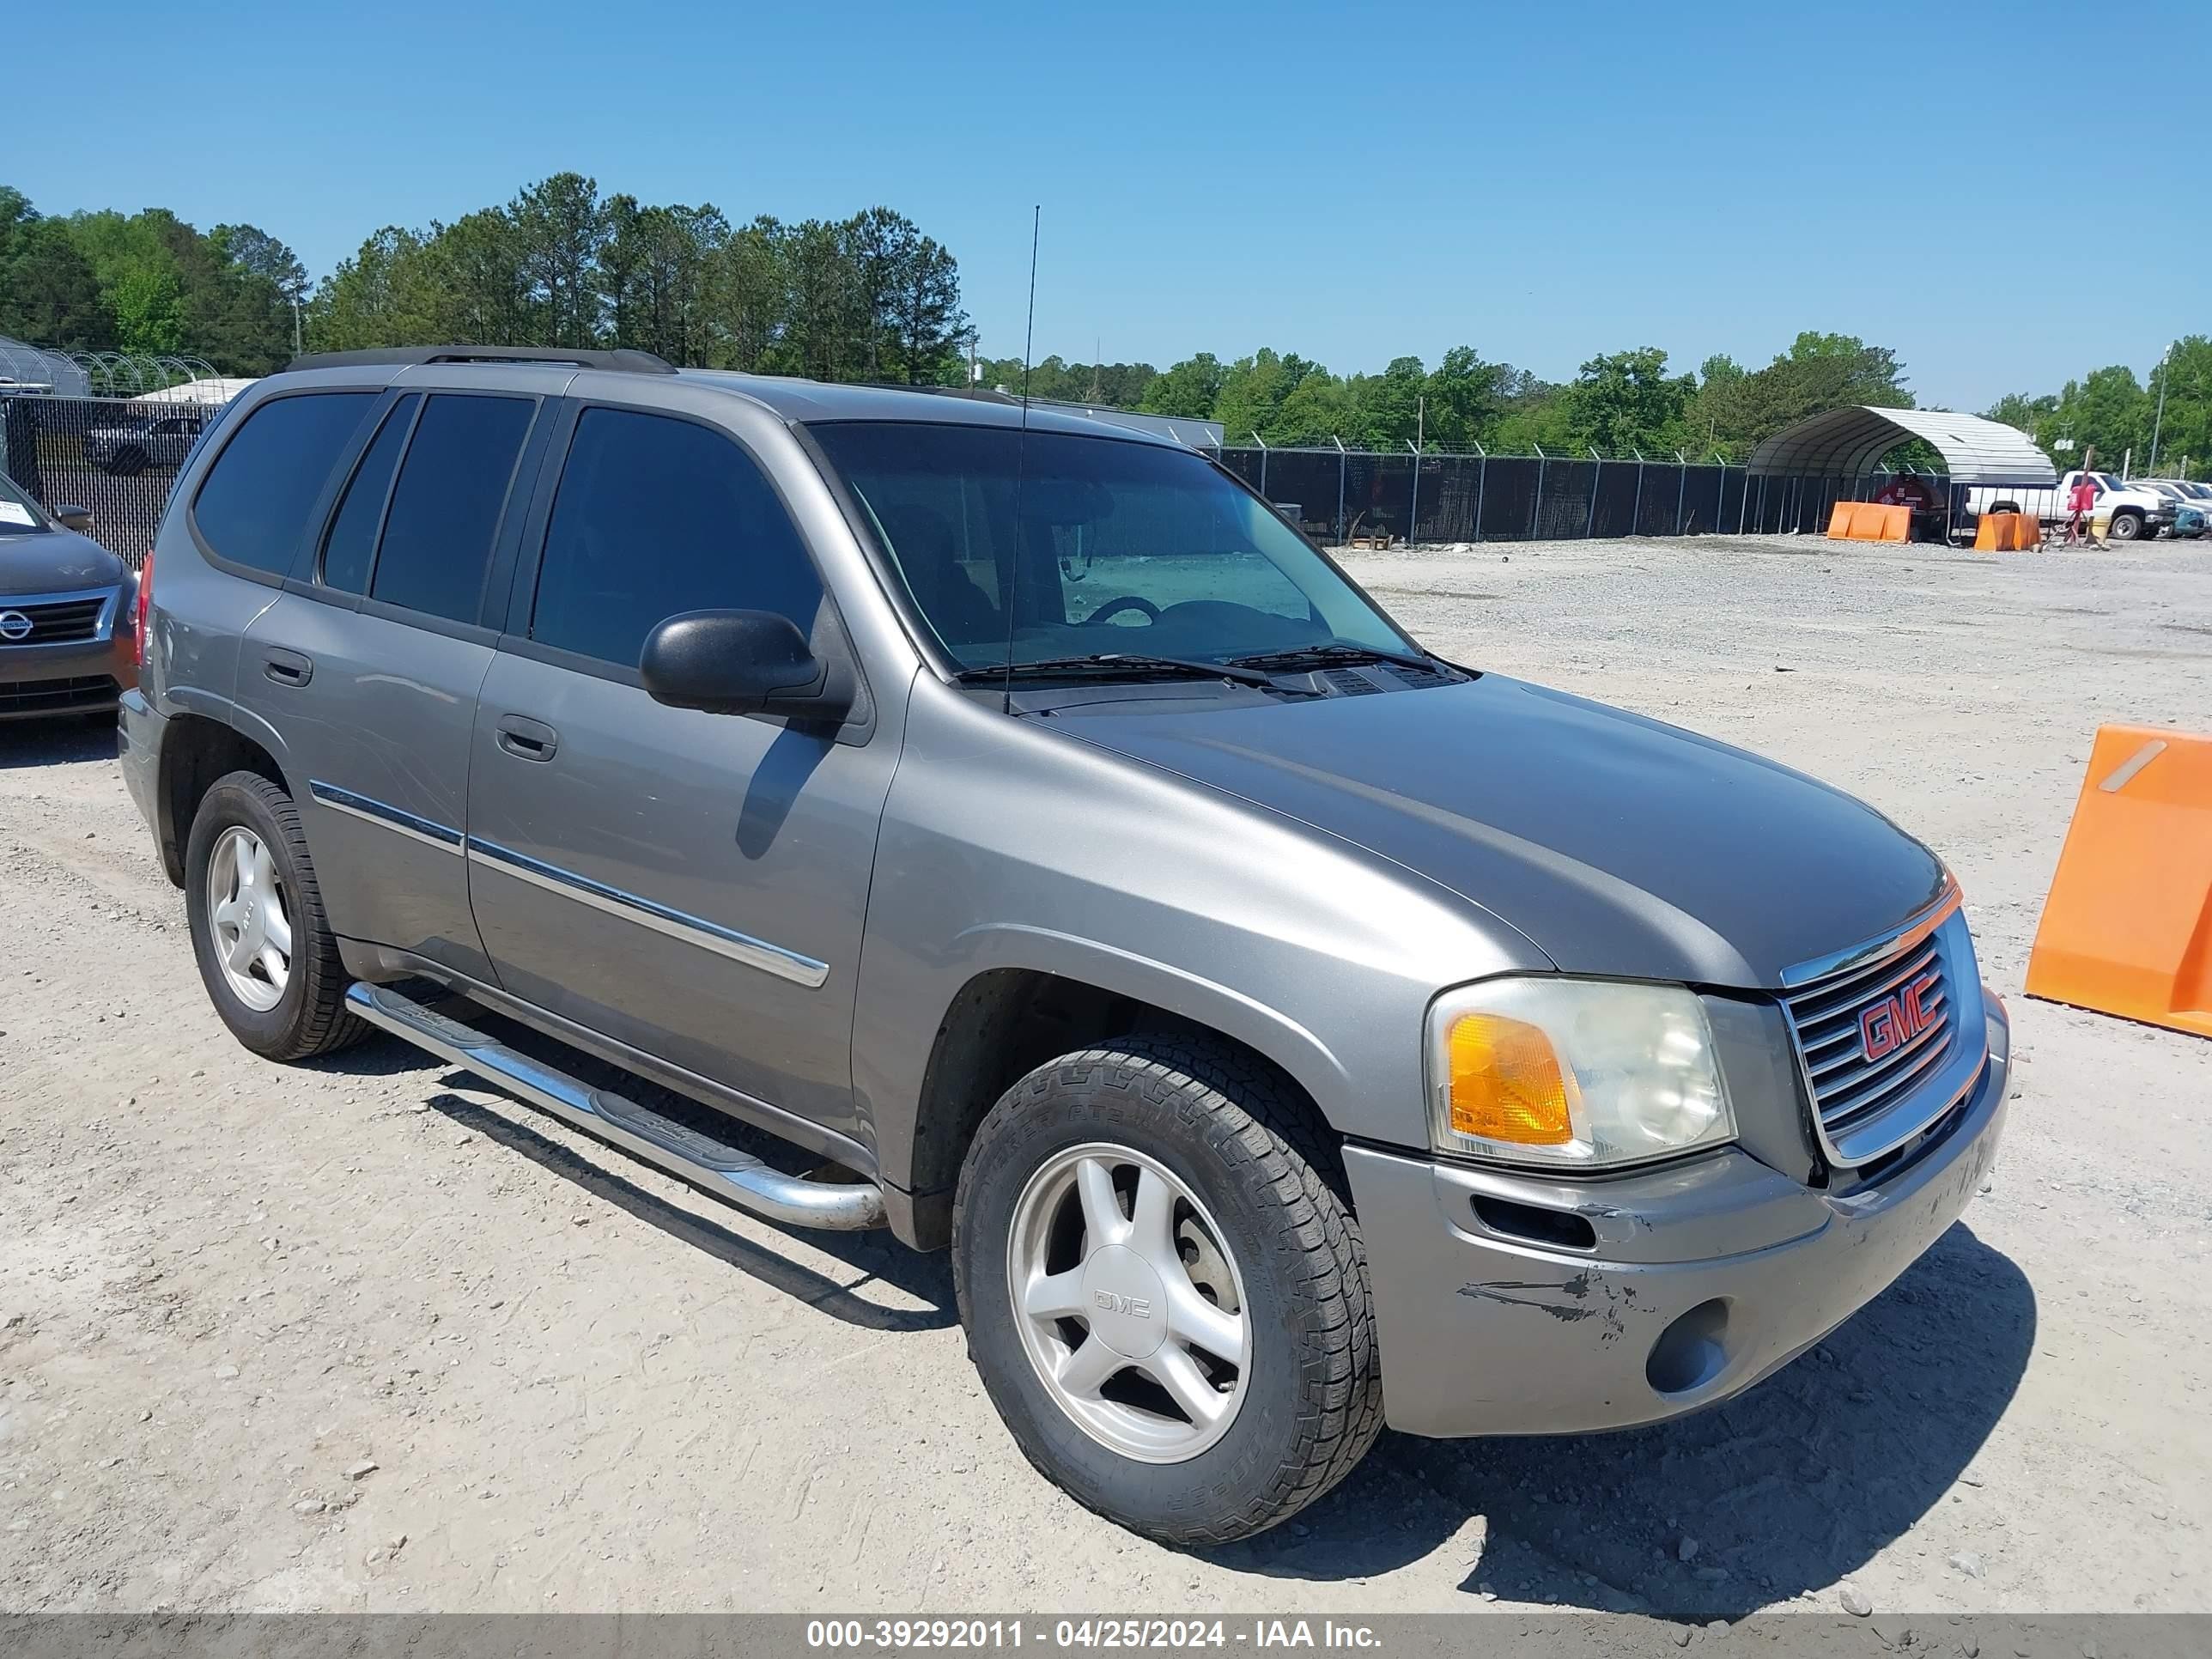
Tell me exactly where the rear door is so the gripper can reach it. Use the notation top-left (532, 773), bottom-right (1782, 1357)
top-left (464, 398), bottom-right (897, 1146)
top-left (234, 375), bottom-right (560, 982)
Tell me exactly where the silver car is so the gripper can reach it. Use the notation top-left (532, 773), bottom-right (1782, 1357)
top-left (85, 409), bottom-right (208, 477)
top-left (118, 346), bottom-right (2009, 1545)
top-left (0, 471), bottom-right (137, 720)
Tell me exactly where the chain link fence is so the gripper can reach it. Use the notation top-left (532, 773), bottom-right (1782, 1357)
top-left (0, 393), bottom-right (223, 568)
top-left (3, 391), bottom-right (1960, 568)
top-left (1216, 444), bottom-right (1954, 546)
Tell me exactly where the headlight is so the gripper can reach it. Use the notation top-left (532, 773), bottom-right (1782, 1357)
top-left (1425, 977), bottom-right (1735, 1169)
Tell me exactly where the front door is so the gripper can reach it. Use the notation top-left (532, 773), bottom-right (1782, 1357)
top-left (465, 402), bottom-right (897, 1146)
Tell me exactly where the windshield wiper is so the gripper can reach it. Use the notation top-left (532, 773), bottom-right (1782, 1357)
top-left (953, 653), bottom-right (1280, 689)
top-left (1226, 641), bottom-right (1436, 672)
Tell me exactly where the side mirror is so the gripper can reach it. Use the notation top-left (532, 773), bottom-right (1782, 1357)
top-left (53, 504), bottom-right (93, 532)
top-left (640, 609), bottom-right (853, 723)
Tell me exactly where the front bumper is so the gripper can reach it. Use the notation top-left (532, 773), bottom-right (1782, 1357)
top-left (0, 637), bottom-right (128, 720)
top-left (1346, 988), bottom-right (2009, 1437)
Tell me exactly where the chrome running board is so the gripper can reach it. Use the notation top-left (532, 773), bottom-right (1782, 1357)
top-left (345, 981), bottom-right (885, 1231)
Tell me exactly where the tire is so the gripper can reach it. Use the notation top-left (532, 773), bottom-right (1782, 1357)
top-left (2107, 511), bottom-right (2144, 543)
top-left (952, 1033), bottom-right (1383, 1546)
top-left (108, 446), bottom-right (148, 478)
top-left (1988, 500), bottom-right (2021, 514)
top-left (184, 770), bottom-right (368, 1061)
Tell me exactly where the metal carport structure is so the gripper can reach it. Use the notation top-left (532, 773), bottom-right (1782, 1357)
top-left (1746, 406), bottom-right (2055, 542)
top-left (1748, 405), bottom-right (2055, 485)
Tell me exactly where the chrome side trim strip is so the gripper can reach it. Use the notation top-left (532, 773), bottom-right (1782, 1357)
top-left (464, 836), bottom-right (830, 989)
top-left (307, 781), bottom-right (464, 854)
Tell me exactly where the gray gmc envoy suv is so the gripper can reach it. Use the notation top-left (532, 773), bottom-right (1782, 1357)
top-left (120, 346), bottom-right (2009, 1544)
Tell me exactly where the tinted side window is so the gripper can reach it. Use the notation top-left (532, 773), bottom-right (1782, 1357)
top-left (193, 392), bottom-right (376, 576)
top-left (531, 409), bottom-right (823, 669)
top-left (368, 394), bottom-right (535, 624)
top-left (319, 394), bottom-right (419, 595)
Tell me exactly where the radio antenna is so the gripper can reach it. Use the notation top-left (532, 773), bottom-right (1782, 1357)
top-left (1001, 204), bottom-right (1041, 714)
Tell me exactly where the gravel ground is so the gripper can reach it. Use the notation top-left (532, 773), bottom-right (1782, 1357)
top-left (1, 531), bottom-right (2208, 1617)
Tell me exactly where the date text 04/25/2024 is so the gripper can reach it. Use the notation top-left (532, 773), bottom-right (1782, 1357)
top-left (804, 1620), bottom-right (1382, 1650)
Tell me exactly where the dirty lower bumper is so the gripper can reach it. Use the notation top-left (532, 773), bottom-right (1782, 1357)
top-left (1345, 989), bottom-right (2010, 1437)
top-left (0, 633), bottom-right (128, 720)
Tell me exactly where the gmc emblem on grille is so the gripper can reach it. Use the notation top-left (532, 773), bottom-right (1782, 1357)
top-left (1860, 973), bottom-right (1939, 1062)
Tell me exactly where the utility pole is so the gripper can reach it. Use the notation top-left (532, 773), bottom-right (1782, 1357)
top-left (2148, 343), bottom-right (2171, 474)
top-left (292, 297), bottom-right (302, 357)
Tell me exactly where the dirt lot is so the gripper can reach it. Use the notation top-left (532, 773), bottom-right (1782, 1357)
top-left (2, 532), bottom-right (2208, 1617)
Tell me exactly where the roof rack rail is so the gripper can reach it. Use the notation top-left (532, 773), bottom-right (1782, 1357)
top-left (857, 381), bottom-right (1020, 405)
top-left (286, 345), bottom-right (678, 376)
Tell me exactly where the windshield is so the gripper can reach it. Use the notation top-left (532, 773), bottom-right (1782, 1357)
top-left (811, 421), bottom-right (1417, 674)
top-left (0, 469), bottom-right (50, 535)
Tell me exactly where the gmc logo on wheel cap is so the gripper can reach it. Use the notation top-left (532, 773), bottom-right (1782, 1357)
top-left (1093, 1290), bottom-right (1152, 1319)
top-left (1859, 973), bottom-right (1939, 1062)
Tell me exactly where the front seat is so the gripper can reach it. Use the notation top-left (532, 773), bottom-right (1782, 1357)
top-left (874, 502), bottom-right (1000, 647)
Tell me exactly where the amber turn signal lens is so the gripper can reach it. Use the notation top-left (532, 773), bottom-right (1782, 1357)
top-left (1446, 1012), bottom-right (1574, 1145)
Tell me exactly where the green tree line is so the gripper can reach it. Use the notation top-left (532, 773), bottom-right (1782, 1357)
top-left (3, 173), bottom-right (970, 386)
top-left (985, 331), bottom-right (1917, 461)
top-left (308, 174), bottom-right (969, 383)
top-left (7, 175), bottom-right (2202, 474)
top-left (1988, 337), bottom-right (2212, 479)
top-left (1, 185), bottom-right (307, 372)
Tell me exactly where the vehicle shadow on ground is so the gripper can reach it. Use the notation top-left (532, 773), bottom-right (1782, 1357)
top-left (1207, 1223), bottom-right (2034, 1618)
top-left (0, 717), bottom-right (118, 769)
top-left (328, 1021), bottom-right (957, 1334)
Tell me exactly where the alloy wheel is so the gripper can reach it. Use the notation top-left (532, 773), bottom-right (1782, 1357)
top-left (1006, 1142), bottom-right (1250, 1463)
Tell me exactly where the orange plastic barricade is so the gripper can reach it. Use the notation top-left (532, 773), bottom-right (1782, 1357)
top-left (1826, 502), bottom-right (1913, 543)
top-left (1973, 511), bottom-right (2039, 550)
top-left (2026, 725), bottom-right (2212, 1038)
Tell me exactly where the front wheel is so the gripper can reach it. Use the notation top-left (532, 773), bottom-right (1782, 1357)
top-left (952, 1036), bottom-right (1383, 1545)
top-left (2106, 511), bottom-right (2144, 543)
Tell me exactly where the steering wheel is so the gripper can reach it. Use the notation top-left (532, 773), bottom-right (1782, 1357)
top-left (1081, 595), bottom-right (1161, 626)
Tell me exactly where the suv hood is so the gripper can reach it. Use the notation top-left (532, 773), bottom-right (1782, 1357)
top-left (0, 530), bottom-right (129, 595)
top-left (1060, 675), bottom-right (1948, 988)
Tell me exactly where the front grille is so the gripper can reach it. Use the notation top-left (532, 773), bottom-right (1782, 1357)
top-left (1783, 923), bottom-right (1957, 1150)
top-left (0, 674), bottom-right (118, 714)
top-left (0, 597), bottom-right (107, 644)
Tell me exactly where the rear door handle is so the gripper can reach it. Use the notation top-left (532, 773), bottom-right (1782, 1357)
top-left (495, 714), bottom-right (558, 762)
top-left (262, 648), bottom-right (313, 687)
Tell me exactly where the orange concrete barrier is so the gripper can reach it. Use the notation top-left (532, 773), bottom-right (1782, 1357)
top-left (2026, 725), bottom-right (2212, 1039)
top-left (1826, 502), bottom-right (1911, 543)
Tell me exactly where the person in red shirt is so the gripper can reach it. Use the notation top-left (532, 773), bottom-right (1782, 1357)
top-left (2064, 475), bottom-right (2100, 547)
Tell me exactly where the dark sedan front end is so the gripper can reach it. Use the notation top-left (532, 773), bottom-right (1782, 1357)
top-left (0, 478), bottom-right (137, 721)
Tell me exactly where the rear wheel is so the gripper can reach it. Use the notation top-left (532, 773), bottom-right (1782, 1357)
top-left (106, 446), bottom-right (149, 477)
top-left (185, 771), bottom-right (367, 1060)
top-left (952, 1035), bottom-right (1382, 1545)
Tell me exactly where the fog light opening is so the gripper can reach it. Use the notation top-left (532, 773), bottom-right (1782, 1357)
top-left (1645, 1297), bottom-right (1731, 1396)
top-left (1470, 1194), bottom-right (1596, 1251)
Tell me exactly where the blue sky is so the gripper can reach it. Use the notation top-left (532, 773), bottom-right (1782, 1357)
top-left (12, 0), bottom-right (2206, 410)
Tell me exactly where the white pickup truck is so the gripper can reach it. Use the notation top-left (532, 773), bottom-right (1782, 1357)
top-left (1963, 470), bottom-right (2177, 543)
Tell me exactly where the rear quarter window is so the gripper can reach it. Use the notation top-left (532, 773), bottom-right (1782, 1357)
top-left (191, 392), bottom-right (377, 577)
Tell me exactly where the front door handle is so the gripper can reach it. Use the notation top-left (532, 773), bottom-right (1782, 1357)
top-left (262, 648), bottom-right (313, 687)
top-left (495, 714), bottom-right (559, 763)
